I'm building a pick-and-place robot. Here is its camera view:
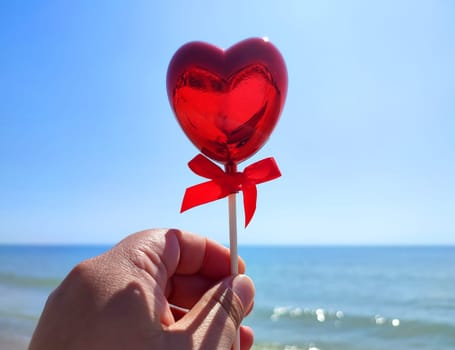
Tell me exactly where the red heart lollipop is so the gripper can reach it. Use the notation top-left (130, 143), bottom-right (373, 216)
top-left (167, 37), bottom-right (288, 165)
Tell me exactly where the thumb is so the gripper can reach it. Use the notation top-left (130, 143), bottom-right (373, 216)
top-left (168, 275), bottom-right (255, 349)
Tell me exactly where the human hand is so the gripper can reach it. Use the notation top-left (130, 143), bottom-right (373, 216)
top-left (29, 229), bottom-right (255, 350)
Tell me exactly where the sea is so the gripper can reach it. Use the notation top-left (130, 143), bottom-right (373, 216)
top-left (0, 244), bottom-right (454, 350)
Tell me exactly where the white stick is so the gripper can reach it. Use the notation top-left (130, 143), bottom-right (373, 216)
top-left (228, 193), bottom-right (240, 350)
top-left (228, 193), bottom-right (238, 275)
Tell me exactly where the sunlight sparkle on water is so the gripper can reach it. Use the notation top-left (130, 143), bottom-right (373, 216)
top-left (375, 315), bottom-right (386, 325)
top-left (315, 308), bottom-right (325, 322)
top-left (392, 318), bottom-right (400, 327)
top-left (336, 310), bottom-right (344, 319)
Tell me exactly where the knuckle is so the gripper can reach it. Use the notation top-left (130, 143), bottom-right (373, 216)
top-left (213, 286), bottom-right (244, 329)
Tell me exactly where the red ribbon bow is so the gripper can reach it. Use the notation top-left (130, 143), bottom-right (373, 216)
top-left (181, 154), bottom-right (281, 227)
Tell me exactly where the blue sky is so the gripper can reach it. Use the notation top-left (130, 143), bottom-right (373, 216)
top-left (1, 1), bottom-right (454, 245)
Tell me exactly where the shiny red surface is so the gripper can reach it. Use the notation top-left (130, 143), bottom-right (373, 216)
top-left (167, 38), bottom-right (287, 165)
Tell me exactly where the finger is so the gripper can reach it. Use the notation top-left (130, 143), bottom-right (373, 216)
top-left (169, 307), bottom-right (254, 349)
top-left (239, 325), bottom-right (254, 350)
top-left (169, 274), bottom-right (255, 315)
top-left (115, 229), bottom-right (245, 280)
top-left (163, 230), bottom-right (248, 308)
top-left (167, 275), bottom-right (255, 349)
top-left (171, 230), bottom-right (246, 278)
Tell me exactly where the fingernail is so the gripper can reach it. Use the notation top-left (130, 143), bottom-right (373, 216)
top-left (231, 275), bottom-right (255, 312)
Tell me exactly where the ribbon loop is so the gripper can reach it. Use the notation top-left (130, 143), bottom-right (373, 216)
top-left (181, 154), bottom-right (281, 227)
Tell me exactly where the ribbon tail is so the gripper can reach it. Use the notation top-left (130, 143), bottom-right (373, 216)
top-left (242, 183), bottom-right (257, 227)
top-left (181, 180), bottom-right (229, 212)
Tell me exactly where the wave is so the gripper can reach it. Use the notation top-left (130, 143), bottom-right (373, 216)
top-left (0, 272), bottom-right (61, 289)
top-left (255, 304), bottom-right (455, 327)
top-left (0, 310), bottom-right (38, 322)
top-left (248, 305), bottom-right (455, 350)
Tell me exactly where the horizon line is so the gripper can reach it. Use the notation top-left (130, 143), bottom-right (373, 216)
top-left (1, 242), bottom-right (454, 248)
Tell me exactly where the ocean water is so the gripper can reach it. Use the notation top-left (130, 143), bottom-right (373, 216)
top-left (0, 245), bottom-right (454, 350)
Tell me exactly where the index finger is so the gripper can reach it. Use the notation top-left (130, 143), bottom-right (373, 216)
top-left (169, 229), bottom-right (246, 279)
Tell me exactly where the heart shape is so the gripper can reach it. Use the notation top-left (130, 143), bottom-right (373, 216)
top-left (167, 38), bottom-right (288, 165)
